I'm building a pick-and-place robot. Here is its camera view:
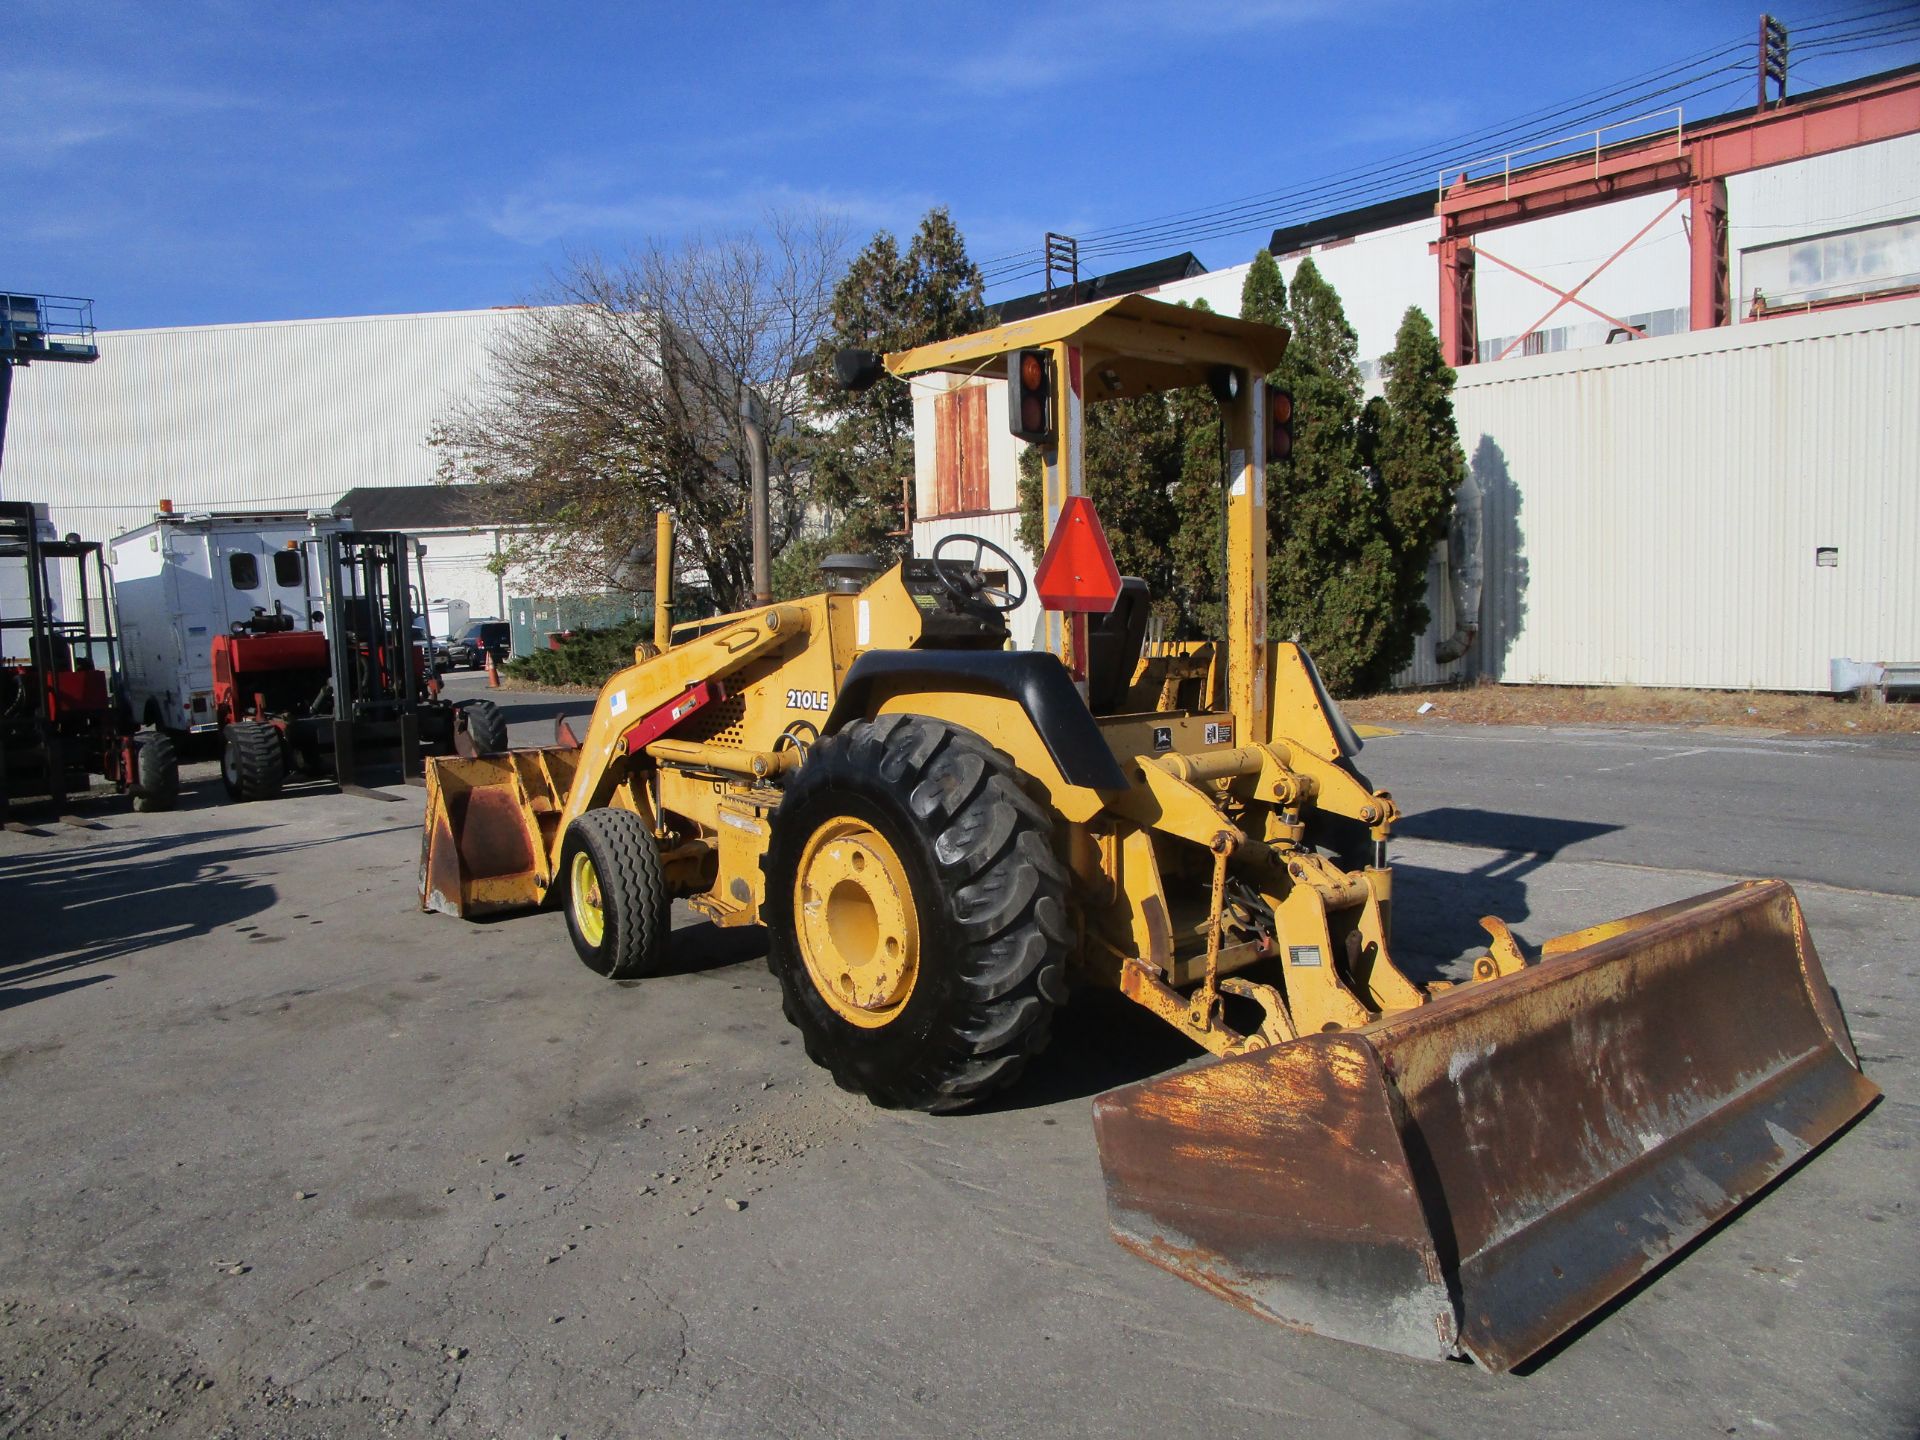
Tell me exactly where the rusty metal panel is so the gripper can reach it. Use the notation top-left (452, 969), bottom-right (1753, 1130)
top-left (1093, 880), bottom-right (1879, 1370)
top-left (1095, 1031), bottom-right (1459, 1359)
top-left (931, 384), bottom-right (990, 517)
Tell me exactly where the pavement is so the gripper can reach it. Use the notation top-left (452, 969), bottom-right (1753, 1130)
top-left (2, 675), bottom-right (1914, 1439)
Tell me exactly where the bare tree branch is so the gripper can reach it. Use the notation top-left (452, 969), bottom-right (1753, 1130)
top-left (430, 208), bottom-right (848, 612)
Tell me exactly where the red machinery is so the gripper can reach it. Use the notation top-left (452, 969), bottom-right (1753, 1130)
top-left (0, 500), bottom-right (177, 822)
top-left (207, 531), bottom-right (504, 802)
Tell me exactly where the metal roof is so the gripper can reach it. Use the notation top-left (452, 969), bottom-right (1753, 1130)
top-left (991, 252), bottom-right (1207, 324)
top-left (886, 293), bottom-right (1290, 397)
top-left (336, 483), bottom-right (521, 531)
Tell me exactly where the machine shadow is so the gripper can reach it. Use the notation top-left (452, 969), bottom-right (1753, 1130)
top-left (1389, 808), bottom-right (1624, 984)
top-left (648, 919), bottom-right (771, 979)
top-left (2, 823), bottom-right (413, 1007)
top-left (980, 989), bottom-right (1204, 1113)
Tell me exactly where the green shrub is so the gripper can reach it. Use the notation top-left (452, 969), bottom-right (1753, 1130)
top-left (504, 618), bottom-right (653, 689)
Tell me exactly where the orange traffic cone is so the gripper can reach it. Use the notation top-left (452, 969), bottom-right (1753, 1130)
top-left (485, 649), bottom-right (500, 688)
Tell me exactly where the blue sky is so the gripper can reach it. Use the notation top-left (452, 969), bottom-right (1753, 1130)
top-left (5, 1), bottom-right (1915, 330)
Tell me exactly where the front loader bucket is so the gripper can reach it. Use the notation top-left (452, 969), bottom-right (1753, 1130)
top-left (1092, 880), bottom-right (1879, 1371)
top-left (420, 747), bottom-right (580, 918)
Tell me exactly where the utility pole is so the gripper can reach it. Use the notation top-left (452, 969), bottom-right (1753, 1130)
top-left (1044, 234), bottom-right (1080, 311)
top-left (741, 387), bottom-right (772, 604)
top-left (1758, 16), bottom-right (1789, 110)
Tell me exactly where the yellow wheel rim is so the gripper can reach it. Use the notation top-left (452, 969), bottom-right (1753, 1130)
top-left (793, 817), bottom-right (921, 1028)
top-left (571, 850), bottom-right (606, 950)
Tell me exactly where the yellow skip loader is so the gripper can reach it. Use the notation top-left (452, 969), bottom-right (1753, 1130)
top-left (420, 296), bottom-right (1877, 1369)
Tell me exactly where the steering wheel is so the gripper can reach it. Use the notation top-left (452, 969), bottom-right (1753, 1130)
top-left (931, 532), bottom-right (1029, 613)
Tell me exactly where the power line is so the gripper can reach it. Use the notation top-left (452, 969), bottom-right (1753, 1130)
top-left (978, 43), bottom-right (1754, 282)
top-left (979, 6), bottom-right (1920, 296)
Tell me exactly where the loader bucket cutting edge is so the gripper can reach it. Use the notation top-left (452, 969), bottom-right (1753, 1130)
top-left (420, 749), bottom-right (575, 918)
top-left (1092, 880), bottom-right (1880, 1371)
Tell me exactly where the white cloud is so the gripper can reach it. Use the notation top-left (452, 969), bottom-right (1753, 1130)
top-left (0, 68), bottom-right (257, 163)
top-left (483, 179), bottom-right (924, 249)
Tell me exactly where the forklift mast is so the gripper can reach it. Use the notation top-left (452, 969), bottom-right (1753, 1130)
top-left (312, 530), bottom-right (433, 786)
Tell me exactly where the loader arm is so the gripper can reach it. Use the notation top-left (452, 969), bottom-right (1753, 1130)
top-left (420, 603), bottom-right (812, 917)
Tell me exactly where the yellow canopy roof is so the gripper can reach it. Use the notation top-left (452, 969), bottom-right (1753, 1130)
top-left (885, 293), bottom-right (1291, 401)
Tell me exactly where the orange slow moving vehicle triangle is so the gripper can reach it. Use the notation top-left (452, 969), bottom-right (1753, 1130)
top-left (1034, 495), bottom-right (1122, 613)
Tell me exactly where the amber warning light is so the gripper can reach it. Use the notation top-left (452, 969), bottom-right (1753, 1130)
top-left (1270, 389), bottom-right (1294, 462)
top-left (1008, 348), bottom-right (1055, 443)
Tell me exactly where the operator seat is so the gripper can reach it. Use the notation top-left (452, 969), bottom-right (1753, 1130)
top-left (1085, 577), bottom-right (1151, 714)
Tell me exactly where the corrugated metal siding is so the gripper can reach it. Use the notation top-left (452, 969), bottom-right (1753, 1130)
top-left (1391, 545), bottom-right (1474, 689)
top-left (1423, 296), bottom-right (1920, 691)
top-left (0, 309), bottom-right (533, 547)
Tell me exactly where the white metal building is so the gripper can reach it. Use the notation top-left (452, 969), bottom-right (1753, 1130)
top-left (0, 307), bottom-right (540, 613)
top-left (911, 115), bottom-right (1919, 692)
top-left (1404, 296), bottom-right (1920, 691)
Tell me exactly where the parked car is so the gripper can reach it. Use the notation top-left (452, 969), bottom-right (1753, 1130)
top-left (449, 619), bottom-right (511, 670)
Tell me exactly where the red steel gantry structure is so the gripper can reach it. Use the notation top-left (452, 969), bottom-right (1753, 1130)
top-left (1433, 67), bottom-right (1920, 366)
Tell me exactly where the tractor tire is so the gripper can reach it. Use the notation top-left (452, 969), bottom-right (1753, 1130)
top-left (764, 714), bottom-right (1070, 1113)
top-left (459, 698), bottom-right (509, 754)
top-left (221, 722), bottom-right (286, 802)
top-left (131, 731), bottom-right (179, 813)
top-left (560, 807), bottom-right (669, 980)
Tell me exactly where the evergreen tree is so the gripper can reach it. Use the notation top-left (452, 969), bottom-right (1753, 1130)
top-left (1238, 247), bottom-right (1288, 331)
top-left (1259, 256), bottom-right (1397, 693)
top-left (809, 210), bottom-right (989, 557)
top-left (1361, 306), bottom-right (1467, 688)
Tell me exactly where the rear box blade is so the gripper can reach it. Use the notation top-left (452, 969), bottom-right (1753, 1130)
top-left (1092, 880), bottom-right (1880, 1370)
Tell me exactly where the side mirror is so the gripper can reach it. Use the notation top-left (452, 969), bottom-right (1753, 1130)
top-left (833, 348), bottom-right (885, 393)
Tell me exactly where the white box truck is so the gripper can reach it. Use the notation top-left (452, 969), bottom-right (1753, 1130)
top-left (426, 598), bottom-right (471, 643)
top-left (110, 507), bottom-right (346, 732)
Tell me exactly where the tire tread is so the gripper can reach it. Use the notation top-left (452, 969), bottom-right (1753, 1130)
top-left (766, 716), bottom-right (1069, 1111)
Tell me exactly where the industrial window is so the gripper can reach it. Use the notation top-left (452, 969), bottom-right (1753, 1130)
top-left (1743, 216), bottom-right (1920, 311)
top-left (273, 549), bottom-right (304, 588)
top-left (228, 552), bottom-right (259, 590)
top-left (933, 383), bottom-right (990, 516)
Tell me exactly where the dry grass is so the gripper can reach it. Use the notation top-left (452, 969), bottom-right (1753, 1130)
top-left (1343, 682), bottom-right (1919, 734)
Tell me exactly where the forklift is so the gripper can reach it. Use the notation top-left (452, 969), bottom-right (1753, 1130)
top-left (0, 500), bottom-right (177, 823)
top-left (212, 529), bottom-right (505, 801)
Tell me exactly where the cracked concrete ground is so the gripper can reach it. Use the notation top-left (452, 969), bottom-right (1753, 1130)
top-left (2, 677), bottom-right (1915, 1438)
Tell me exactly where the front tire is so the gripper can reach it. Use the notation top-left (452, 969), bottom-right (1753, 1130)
top-left (459, 698), bottom-right (508, 754)
top-left (221, 721), bottom-right (285, 802)
top-left (764, 714), bottom-right (1069, 1112)
top-left (131, 731), bottom-right (179, 813)
top-left (560, 808), bottom-right (669, 980)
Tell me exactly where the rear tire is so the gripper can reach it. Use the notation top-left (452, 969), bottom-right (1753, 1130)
top-left (221, 722), bottom-right (286, 802)
top-left (764, 714), bottom-right (1070, 1112)
top-left (560, 808), bottom-right (669, 980)
top-left (131, 731), bottom-right (179, 813)
top-left (460, 698), bottom-right (509, 754)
